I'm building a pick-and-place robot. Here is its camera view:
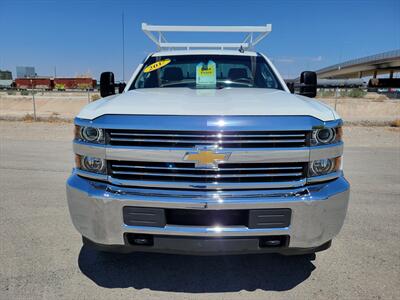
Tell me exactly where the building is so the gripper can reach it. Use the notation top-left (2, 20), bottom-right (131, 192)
top-left (0, 70), bottom-right (13, 88)
top-left (16, 66), bottom-right (36, 78)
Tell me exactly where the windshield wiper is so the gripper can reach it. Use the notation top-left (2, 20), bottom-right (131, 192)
top-left (160, 79), bottom-right (254, 88)
top-left (160, 79), bottom-right (195, 87)
top-left (217, 79), bottom-right (253, 87)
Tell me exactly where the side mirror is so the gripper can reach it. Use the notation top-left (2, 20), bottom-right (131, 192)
top-left (286, 81), bottom-right (295, 93)
top-left (118, 82), bottom-right (126, 94)
top-left (300, 71), bottom-right (317, 98)
top-left (100, 72), bottom-right (115, 98)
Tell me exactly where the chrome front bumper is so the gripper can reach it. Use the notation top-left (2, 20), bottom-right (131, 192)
top-left (66, 171), bottom-right (350, 251)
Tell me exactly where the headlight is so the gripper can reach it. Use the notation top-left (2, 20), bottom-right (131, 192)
top-left (311, 127), bottom-right (342, 146)
top-left (309, 157), bottom-right (341, 177)
top-left (75, 126), bottom-right (104, 143)
top-left (75, 155), bottom-right (106, 174)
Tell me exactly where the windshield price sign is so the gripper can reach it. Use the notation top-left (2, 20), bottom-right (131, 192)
top-left (196, 61), bottom-right (216, 87)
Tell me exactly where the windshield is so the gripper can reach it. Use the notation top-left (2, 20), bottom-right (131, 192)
top-left (131, 55), bottom-right (283, 90)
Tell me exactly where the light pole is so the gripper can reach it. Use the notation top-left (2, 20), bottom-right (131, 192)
top-left (122, 12), bottom-right (125, 82)
top-left (30, 79), bottom-right (37, 121)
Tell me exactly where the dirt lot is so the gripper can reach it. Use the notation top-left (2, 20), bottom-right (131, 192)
top-left (0, 121), bottom-right (399, 299)
top-left (0, 91), bottom-right (92, 120)
top-left (1, 91), bottom-right (399, 124)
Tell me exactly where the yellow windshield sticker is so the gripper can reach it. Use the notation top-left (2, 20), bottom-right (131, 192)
top-left (144, 59), bottom-right (171, 73)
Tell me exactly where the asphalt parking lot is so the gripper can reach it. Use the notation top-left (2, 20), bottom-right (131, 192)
top-left (1, 121), bottom-right (399, 299)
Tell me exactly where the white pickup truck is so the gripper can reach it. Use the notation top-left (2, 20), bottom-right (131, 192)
top-left (66, 24), bottom-right (349, 255)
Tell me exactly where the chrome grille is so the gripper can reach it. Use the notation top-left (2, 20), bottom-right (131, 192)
top-left (107, 130), bottom-right (308, 148)
top-left (109, 161), bottom-right (307, 184)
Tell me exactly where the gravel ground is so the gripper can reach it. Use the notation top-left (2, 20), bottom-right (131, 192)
top-left (0, 121), bottom-right (399, 299)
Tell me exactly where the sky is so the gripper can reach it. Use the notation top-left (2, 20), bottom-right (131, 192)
top-left (1, 0), bottom-right (399, 80)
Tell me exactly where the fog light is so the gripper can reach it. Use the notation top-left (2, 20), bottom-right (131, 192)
top-left (309, 157), bottom-right (341, 177)
top-left (312, 159), bottom-right (333, 174)
top-left (76, 155), bottom-right (106, 174)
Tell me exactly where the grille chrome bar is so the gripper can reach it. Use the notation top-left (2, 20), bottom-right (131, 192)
top-left (110, 137), bottom-right (306, 144)
top-left (110, 132), bottom-right (306, 138)
top-left (109, 177), bottom-right (307, 190)
top-left (111, 164), bottom-right (303, 171)
top-left (109, 161), bottom-right (306, 189)
top-left (111, 171), bottom-right (304, 178)
top-left (107, 129), bottom-right (308, 148)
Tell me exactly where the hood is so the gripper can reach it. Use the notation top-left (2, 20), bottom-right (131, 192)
top-left (77, 88), bottom-right (337, 121)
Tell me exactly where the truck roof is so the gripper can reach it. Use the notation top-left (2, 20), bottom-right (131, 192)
top-left (151, 49), bottom-right (259, 57)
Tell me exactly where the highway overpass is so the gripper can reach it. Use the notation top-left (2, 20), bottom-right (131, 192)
top-left (315, 49), bottom-right (400, 79)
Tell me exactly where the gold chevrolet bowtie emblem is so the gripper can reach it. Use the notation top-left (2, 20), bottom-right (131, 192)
top-left (184, 147), bottom-right (231, 168)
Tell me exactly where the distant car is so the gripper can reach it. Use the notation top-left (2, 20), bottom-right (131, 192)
top-left (67, 24), bottom-right (350, 256)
